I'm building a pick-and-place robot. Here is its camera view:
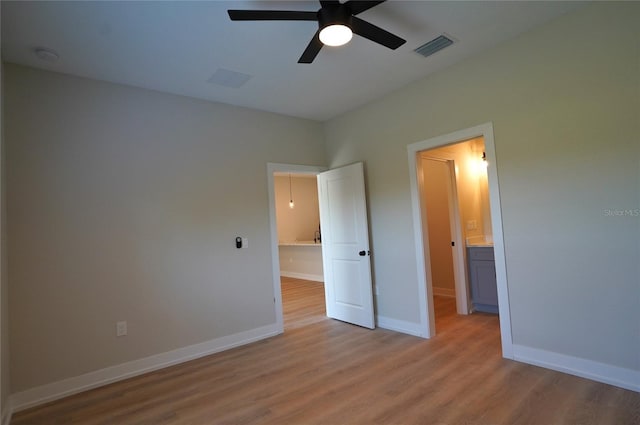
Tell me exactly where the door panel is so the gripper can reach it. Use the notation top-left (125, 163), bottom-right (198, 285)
top-left (318, 162), bottom-right (374, 329)
top-left (422, 158), bottom-right (456, 292)
top-left (333, 259), bottom-right (363, 306)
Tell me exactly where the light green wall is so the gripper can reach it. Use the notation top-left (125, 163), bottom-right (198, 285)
top-left (324, 3), bottom-right (639, 370)
top-left (4, 65), bottom-right (326, 392)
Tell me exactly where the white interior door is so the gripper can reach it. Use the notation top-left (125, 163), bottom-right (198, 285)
top-left (317, 162), bottom-right (374, 329)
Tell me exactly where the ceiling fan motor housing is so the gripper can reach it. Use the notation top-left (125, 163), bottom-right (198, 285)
top-left (318, 4), bottom-right (353, 30)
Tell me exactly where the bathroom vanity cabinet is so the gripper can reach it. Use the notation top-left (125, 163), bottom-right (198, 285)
top-left (467, 246), bottom-right (498, 314)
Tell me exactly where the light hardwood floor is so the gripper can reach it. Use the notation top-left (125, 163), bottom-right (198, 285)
top-left (12, 277), bottom-right (640, 424)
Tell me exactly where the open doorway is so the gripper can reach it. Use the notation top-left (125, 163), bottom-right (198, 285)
top-left (420, 137), bottom-right (493, 332)
top-left (273, 173), bottom-right (323, 282)
top-left (267, 163), bottom-right (325, 333)
top-left (407, 123), bottom-right (513, 358)
top-left (273, 172), bottom-right (326, 330)
top-left (267, 162), bottom-right (376, 333)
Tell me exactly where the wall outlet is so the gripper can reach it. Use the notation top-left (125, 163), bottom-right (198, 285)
top-left (467, 220), bottom-right (477, 230)
top-left (116, 321), bottom-right (127, 337)
top-left (242, 238), bottom-right (248, 248)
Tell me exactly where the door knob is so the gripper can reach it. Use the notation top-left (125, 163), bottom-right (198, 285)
top-left (359, 250), bottom-right (366, 256)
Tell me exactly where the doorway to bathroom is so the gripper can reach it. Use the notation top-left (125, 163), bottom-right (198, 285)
top-left (407, 123), bottom-right (513, 358)
top-left (420, 137), bottom-right (494, 332)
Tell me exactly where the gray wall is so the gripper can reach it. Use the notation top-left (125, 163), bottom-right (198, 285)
top-left (1, 51), bottom-right (10, 419)
top-left (4, 65), bottom-right (325, 392)
top-left (323, 3), bottom-right (639, 371)
top-left (3, 1), bottom-right (639, 401)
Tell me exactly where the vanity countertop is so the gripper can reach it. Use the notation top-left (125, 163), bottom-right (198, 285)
top-left (279, 241), bottom-right (322, 247)
top-left (466, 235), bottom-right (493, 248)
top-left (466, 242), bottom-right (494, 248)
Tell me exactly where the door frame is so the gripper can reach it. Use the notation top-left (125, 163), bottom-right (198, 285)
top-left (407, 122), bottom-right (514, 359)
top-left (267, 163), bottom-right (327, 333)
top-left (419, 155), bottom-right (470, 316)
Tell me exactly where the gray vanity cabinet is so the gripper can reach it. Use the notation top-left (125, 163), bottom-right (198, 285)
top-left (467, 247), bottom-right (498, 314)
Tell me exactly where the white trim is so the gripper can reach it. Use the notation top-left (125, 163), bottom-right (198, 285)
top-left (377, 316), bottom-right (423, 337)
top-left (10, 324), bottom-right (280, 413)
top-left (482, 126), bottom-right (514, 359)
top-left (513, 344), bottom-right (640, 393)
top-left (408, 150), bottom-right (435, 338)
top-left (267, 163), bottom-right (327, 334)
top-left (432, 287), bottom-right (456, 298)
top-left (279, 271), bottom-right (324, 283)
top-left (407, 122), bottom-right (514, 357)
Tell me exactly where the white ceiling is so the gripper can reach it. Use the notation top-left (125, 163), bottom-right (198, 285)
top-left (1, 1), bottom-right (585, 121)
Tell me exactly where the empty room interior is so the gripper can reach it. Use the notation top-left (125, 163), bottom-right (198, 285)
top-left (0, 1), bottom-right (639, 424)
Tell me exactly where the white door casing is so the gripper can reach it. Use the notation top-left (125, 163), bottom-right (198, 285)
top-left (317, 162), bottom-right (375, 329)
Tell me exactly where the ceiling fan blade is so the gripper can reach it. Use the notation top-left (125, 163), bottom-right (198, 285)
top-left (298, 31), bottom-right (323, 64)
top-left (228, 10), bottom-right (318, 21)
top-left (344, 1), bottom-right (386, 16)
top-left (351, 16), bottom-right (405, 49)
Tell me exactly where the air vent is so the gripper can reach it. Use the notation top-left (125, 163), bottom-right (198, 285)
top-left (414, 35), bottom-right (454, 58)
top-left (207, 68), bottom-right (252, 88)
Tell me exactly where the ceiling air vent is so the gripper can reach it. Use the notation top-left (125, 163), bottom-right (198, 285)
top-left (414, 35), bottom-right (454, 58)
top-left (207, 68), bottom-right (252, 88)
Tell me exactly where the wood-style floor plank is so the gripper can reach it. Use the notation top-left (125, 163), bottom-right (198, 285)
top-left (12, 278), bottom-right (640, 424)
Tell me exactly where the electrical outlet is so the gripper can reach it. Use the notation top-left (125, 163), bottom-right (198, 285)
top-left (116, 321), bottom-right (127, 337)
top-left (242, 237), bottom-right (248, 248)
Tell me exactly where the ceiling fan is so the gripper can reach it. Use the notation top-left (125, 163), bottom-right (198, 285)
top-left (228, 0), bottom-right (406, 64)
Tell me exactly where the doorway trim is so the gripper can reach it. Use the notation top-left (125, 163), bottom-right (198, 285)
top-left (267, 163), bottom-right (327, 333)
top-left (407, 122), bottom-right (514, 359)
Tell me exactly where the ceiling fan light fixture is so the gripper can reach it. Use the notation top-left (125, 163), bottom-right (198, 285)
top-left (319, 24), bottom-right (352, 47)
top-left (228, 1), bottom-right (406, 63)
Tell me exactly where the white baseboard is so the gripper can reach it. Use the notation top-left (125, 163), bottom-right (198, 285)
top-left (513, 344), bottom-right (639, 393)
top-left (432, 287), bottom-right (455, 298)
top-left (377, 315), bottom-right (424, 337)
top-left (10, 323), bottom-right (281, 413)
top-left (280, 271), bottom-right (324, 282)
